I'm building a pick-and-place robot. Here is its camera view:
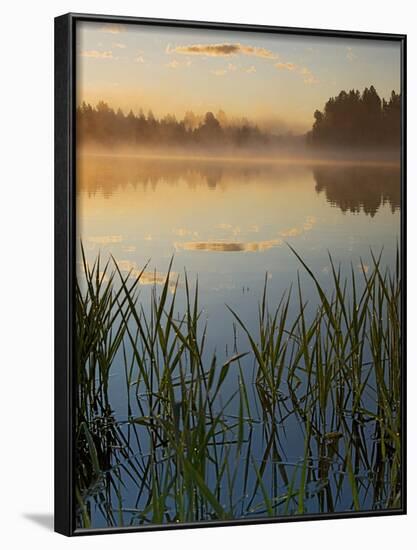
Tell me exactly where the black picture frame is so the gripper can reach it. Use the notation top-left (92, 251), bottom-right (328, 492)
top-left (54, 12), bottom-right (407, 536)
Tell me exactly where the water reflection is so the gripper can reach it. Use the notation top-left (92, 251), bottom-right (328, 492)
top-left (76, 153), bottom-right (401, 528)
top-left (78, 154), bottom-right (400, 219)
top-left (175, 239), bottom-right (284, 252)
top-left (313, 165), bottom-right (400, 216)
top-left (77, 154), bottom-right (257, 196)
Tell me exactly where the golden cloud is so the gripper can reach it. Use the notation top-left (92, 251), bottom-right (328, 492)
top-left (167, 42), bottom-right (277, 59)
top-left (299, 67), bottom-right (319, 84)
top-left (275, 62), bottom-right (296, 71)
top-left (166, 59), bottom-right (192, 69)
top-left (346, 47), bottom-right (357, 62)
top-left (100, 23), bottom-right (124, 34)
top-left (275, 62), bottom-right (318, 84)
top-left (211, 68), bottom-right (228, 76)
top-left (210, 63), bottom-right (239, 76)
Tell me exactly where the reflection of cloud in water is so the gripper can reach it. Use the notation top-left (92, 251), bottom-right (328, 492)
top-left (173, 227), bottom-right (199, 237)
top-left (175, 239), bottom-right (283, 252)
top-left (77, 260), bottom-right (110, 282)
top-left (116, 260), bottom-right (178, 291)
top-left (279, 216), bottom-right (316, 237)
top-left (279, 227), bottom-right (303, 237)
top-left (303, 216), bottom-right (316, 230)
top-left (175, 216), bottom-right (316, 253)
top-left (88, 235), bottom-right (123, 245)
top-left (216, 223), bottom-right (241, 236)
top-left (358, 263), bottom-right (370, 274)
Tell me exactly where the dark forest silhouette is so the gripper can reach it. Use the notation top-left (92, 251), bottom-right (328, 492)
top-left (307, 86), bottom-right (401, 149)
top-left (77, 85), bottom-right (400, 152)
top-left (76, 102), bottom-right (279, 149)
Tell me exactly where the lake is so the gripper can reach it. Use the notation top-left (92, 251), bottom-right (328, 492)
top-left (77, 153), bottom-right (400, 349)
top-left (75, 153), bottom-right (401, 527)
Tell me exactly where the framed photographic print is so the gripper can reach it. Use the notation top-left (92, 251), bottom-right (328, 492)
top-left (54, 13), bottom-right (406, 536)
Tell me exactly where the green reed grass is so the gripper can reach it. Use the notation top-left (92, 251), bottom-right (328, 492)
top-left (75, 244), bottom-right (402, 528)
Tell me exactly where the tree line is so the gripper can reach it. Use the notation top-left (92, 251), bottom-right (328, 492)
top-left (77, 85), bottom-right (401, 151)
top-left (307, 86), bottom-right (401, 149)
top-left (76, 102), bottom-right (274, 149)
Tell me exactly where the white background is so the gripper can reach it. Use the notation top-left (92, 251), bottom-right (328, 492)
top-left (1, 0), bottom-right (415, 547)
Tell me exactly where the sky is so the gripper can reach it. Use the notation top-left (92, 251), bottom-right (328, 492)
top-left (76, 21), bottom-right (401, 133)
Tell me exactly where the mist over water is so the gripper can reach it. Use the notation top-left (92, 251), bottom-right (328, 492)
top-left (77, 151), bottom-right (400, 348)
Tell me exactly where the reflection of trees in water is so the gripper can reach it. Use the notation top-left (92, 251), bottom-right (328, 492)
top-left (77, 156), bottom-right (226, 197)
top-left (313, 166), bottom-right (401, 217)
top-left (76, 155), bottom-right (300, 197)
top-left (77, 156), bottom-right (401, 218)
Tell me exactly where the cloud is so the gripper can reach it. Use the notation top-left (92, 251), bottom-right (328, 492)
top-left (175, 239), bottom-right (283, 252)
top-left (300, 67), bottom-right (319, 84)
top-left (275, 61), bottom-right (318, 84)
top-left (100, 23), bottom-right (124, 34)
top-left (166, 59), bottom-right (192, 69)
top-left (210, 62), bottom-right (238, 76)
top-left (113, 42), bottom-right (126, 49)
top-left (346, 47), bottom-right (357, 62)
top-left (275, 62), bottom-right (296, 71)
top-left (167, 59), bottom-right (180, 69)
top-left (167, 42), bottom-right (277, 59)
top-left (80, 50), bottom-right (115, 59)
top-left (216, 223), bottom-right (233, 230)
top-left (211, 62), bottom-right (255, 77)
top-left (135, 55), bottom-right (145, 63)
top-left (211, 68), bottom-right (228, 76)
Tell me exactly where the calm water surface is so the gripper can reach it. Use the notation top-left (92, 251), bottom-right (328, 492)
top-left (76, 154), bottom-right (400, 526)
top-left (77, 153), bottom-right (400, 338)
